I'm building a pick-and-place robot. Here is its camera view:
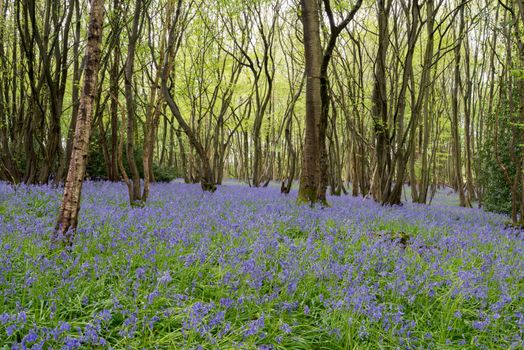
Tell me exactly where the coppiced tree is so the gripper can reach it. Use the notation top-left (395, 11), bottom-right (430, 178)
top-left (297, 0), bottom-right (362, 205)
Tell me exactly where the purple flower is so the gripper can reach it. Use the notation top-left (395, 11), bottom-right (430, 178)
top-left (62, 336), bottom-right (82, 349)
top-left (0, 313), bottom-right (10, 325)
top-left (157, 271), bottom-right (172, 285)
top-left (1, 180), bottom-right (522, 348)
top-left (303, 305), bottom-right (310, 315)
top-left (280, 323), bottom-right (292, 334)
top-left (60, 322), bottom-right (71, 333)
top-left (220, 298), bottom-right (234, 309)
top-left (244, 314), bottom-right (265, 337)
top-left (17, 312), bottom-right (27, 323)
top-left (473, 317), bottom-right (490, 330)
top-left (96, 310), bottom-right (111, 323)
top-left (209, 311), bottom-right (225, 328)
top-left (22, 328), bottom-right (38, 344)
top-left (6, 324), bottom-right (17, 336)
top-left (135, 267), bottom-right (146, 279)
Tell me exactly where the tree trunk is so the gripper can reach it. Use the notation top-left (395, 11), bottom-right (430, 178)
top-left (109, 0), bottom-right (121, 181)
top-left (317, 0), bottom-right (362, 203)
top-left (297, 0), bottom-right (322, 204)
top-left (124, 0), bottom-right (143, 204)
top-left (463, 27), bottom-right (475, 205)
top-left (54, 0), bottom-right (104, 246)
top-left (371, 0), bottom-right (391, 204)
top-left (161, 0), bottom-right (215, 192)
top-left (451, 5), bottom-right (469, 207)
top-left (64, 0), bottom-right (82, 184)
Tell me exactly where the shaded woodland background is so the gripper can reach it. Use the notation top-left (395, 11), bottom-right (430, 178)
top-left (0, 0), bottom-right (523, 222)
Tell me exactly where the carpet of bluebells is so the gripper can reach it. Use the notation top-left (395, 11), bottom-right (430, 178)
top-left (0, 181), bottom-right (523, 349)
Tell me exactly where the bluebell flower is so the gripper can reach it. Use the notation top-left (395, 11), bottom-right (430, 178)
top-left (303, 305), bottom-right (310, 315)
top-left (6, 324), bottom-right (17, 336)
top-left (280, 323), bottom-right (292, 334)
top-left (244, 314), bottom-right (265, 337)
top-left (157, 270), bottom-right (172, 285)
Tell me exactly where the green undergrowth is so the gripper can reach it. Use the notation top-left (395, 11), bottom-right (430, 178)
top-left (0, 188), bottom-right (521, 349)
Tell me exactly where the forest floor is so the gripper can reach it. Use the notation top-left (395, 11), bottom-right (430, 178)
top-left (0, 181), bottom-right (522, 349)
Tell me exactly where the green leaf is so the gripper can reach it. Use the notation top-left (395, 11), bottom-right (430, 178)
top-left (510, 69), bottom-right (524, 79)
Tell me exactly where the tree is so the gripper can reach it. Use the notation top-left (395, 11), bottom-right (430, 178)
top-left (450, 2), bottom-right (469, 207)
top-left (298, 0), bottom-right (362, 205)
top-left (317, 0), bottom-right (362, 202)
top-left (297, 0), bottom-right (323, 204)
top-left (162, 0), bottom-right (217, 192)
top-left (54, 0), bottom-right (105, 246)
top-left (123, 0), bottom-right (144, 204)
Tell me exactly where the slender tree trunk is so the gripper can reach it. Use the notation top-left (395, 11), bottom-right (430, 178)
top-left (109, 0), bottom-right (121, 181)
top-left (282, 114), bottom-right (296, 194)
top-left (0, 0), bottom-right (19, 182)
top-left (64, 0), bottom-right (82, 183)
top-left (451, 4), bottom-right (468, 207)
top-left (159, 114), bottom-right (168, 166)
top-left (385, 1), bottom-right (420, 206)
top-left (371, 0), bottom-right (391, 203)
top-left (463, 31), bottom-right (475, 204)
top-left (297, 0), bottom-right (322, 204)
top-left (161, 0), bottom-right (215, 191)
top-left (317, 0), bottom-right (362, 203)
top-left (54, 0), bottom-right (104, 246)
top-left (124, 0), bottom-right (143, 204)
top-left (409, 141), bottom-right (418, 201)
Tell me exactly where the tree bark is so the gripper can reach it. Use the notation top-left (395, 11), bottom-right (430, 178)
top-left (297, 0), bottom-right (322, 204)
top-left (124, 0), bottom-right (143, 204)
top-left (109, 0), bottom-right (121, 181)
top-left (451, 4), bottom-right (469, 207)
top-left (63, 0), bottom-right (82, 185)
top-left (317, 0), bottom-right (362, 202)
top-left (371, 0), bottom-right (392, 204)
top-left (54, 0), bottom-right (104, 246)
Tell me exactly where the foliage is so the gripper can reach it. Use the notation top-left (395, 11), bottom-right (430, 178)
top-left (479, 110), bottom-right (521, 216)
top-left (86, 129), bottom-right (179, 182)
top-left (152, 164), bottom-right (180, 183)
top-left (0, 182), bottom-right (522, 349)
